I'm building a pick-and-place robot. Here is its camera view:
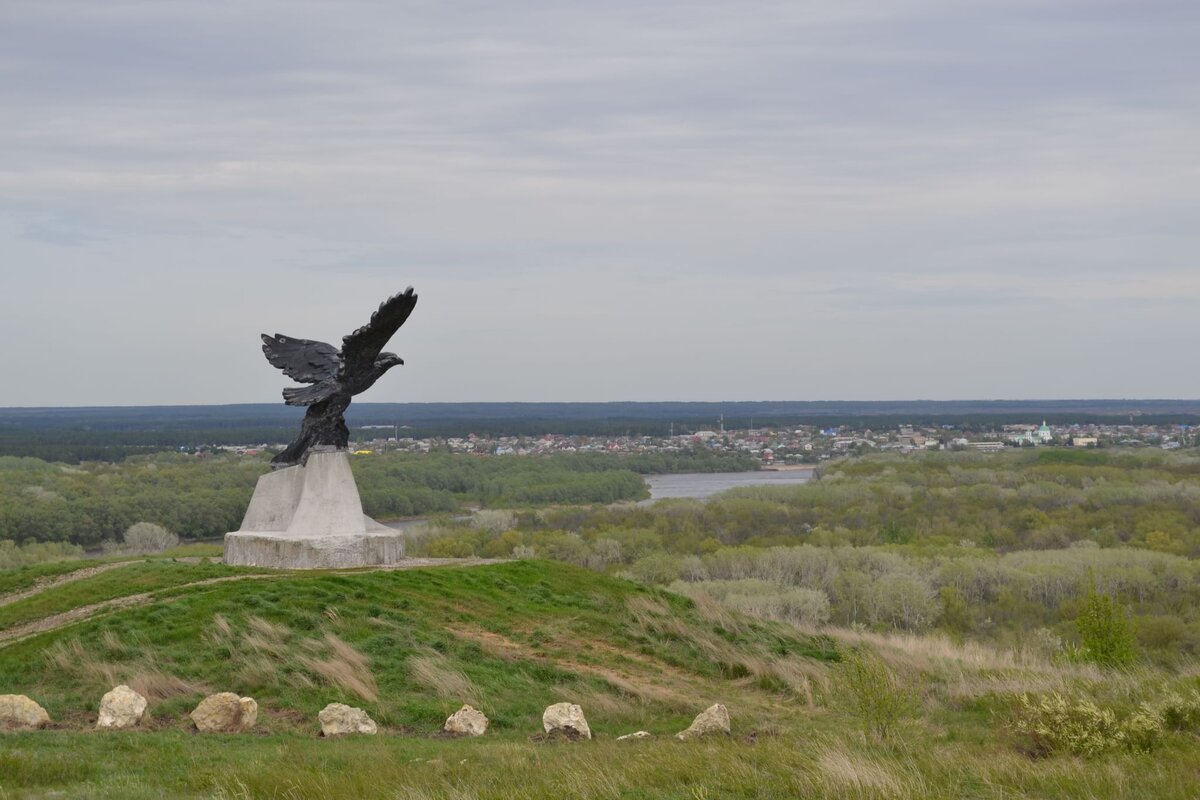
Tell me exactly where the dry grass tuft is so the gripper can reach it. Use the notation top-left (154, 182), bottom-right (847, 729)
top-left (627, 595), bottom-right (738, 666)
top-left (826, 626), bottom-right (1055, 674)
top-left (815, 745), bottom-right (903, 795)
top-left (126, 668), bottom-right (202, 701)
top-left (99, 629), bottom-right (125, 655)
top-left (551, 684), bottom-right (636, 717)
top-left (408, 648), bottom-right (477, 703)
top-left (44, 638), bottom-right (202, 700)
top-left (206, 613), bottom-right (376, 698)
top-left (748, 654), bottom-right (829, 706)
top-left (815, 625), bottom-right (1189, 708)
top-left (242, 616), bottom-right (290, 657)
top-left (625, 594), bottom-right (672, 619)
top-left (212, 613), bottom-right (232, 637)
top-left (686, 591), bottom-right (748, 635)
top-left (247, 615), bottom-right (290, 641)
top-left (625, 592), bottom-right (837, 712)
top-left (299, 633), bottom-right (379, 701)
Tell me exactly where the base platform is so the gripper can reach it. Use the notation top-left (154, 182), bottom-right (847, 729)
top-left (224, 449), bottom-right (405, 569)
top-left (224, 528), bottom-right (405, 569)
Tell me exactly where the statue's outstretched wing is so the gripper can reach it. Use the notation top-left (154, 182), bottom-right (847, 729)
top-left (261, 333), bottom-right (343, 384)
top-left (340, 287), bottom-right (418, 376)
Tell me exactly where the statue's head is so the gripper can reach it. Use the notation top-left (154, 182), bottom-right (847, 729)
top-left (377, 352), bottom-right (405, 370)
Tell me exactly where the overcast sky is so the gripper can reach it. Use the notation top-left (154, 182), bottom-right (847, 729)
top-left (1, 0), bottom-right (1197, 406)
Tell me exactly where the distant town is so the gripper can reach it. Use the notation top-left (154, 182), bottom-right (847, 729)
top-left (217, 419), bottom-right (1198, 464)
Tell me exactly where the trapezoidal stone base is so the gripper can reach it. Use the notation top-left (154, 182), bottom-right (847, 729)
top-left (224, 529), bottom-right (405, 569)
top-left (224, 449), bottom-right (405, 569)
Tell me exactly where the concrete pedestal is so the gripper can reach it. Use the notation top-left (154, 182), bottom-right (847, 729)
top-left (224, 450), bottom-right (405, 569)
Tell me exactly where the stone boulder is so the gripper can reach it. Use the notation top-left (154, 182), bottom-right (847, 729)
top-left (318, 703), bottom-right (377, 736)
top-left (617, 730), bottom-right (652, 740)
top-left (542, 702), bottom-right (591, 740)
top-left (676, 703), bottom-right (730, 740)
top-left (190, 693), bottom-right (258, 732)
top-left (444, 704), bottom-right (488, 736)
top-left (0, 694), bottom-right (50, 730)
top-left (97, 685), bottom-right (148, 730)
top-left (239, 696), bottom-right (259, 727)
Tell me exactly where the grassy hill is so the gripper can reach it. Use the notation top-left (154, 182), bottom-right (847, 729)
top-left (0, 557), bottom-right (835, 730)
top-left (1, 557), bottom-right (1198, 799)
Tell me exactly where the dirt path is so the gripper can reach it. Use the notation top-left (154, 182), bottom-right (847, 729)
top-left (0, 573), bottom-right (275, 647)
top-left (0, 561), bottom-right (143, 609)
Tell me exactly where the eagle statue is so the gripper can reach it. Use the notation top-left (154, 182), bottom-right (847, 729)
top-left (261, 287), bottom-right (418, 467)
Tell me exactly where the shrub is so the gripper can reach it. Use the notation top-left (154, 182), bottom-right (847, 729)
top-left (629, 553), bottom-right (683, 585)
top-left (1124, 704), bottom-right (1165, 753)
top-left (425, 537), bottom-right (475, 558)
top-left (471, 509), bottom-right (516, 534)
top-left (1157, 691), bottom-right (1200, 732)
top-left (1008, 693), bottom-right (1165, 757)
top-left (1075, 590), bottom-right (1137, 667)
top-left (0, 539), bottom-right (85, 569)
top-left (121, 522), bottom-right (179, 554)
top-left (833, 648), bottom-right (914, 740)
top-left (673, 578), bottom-right (831, 626)
top-left (584, 538), bottom-right (623, 570)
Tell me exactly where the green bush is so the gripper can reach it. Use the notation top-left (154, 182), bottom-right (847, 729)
top-left (425, 537), bottom-right (475, 558)
top-left (833, 647), bottom-right (914, 740)
top-left (1157, 691), bottom-right (1200, 732)
top-left (0, 539), bottom-right (85, 569)
top-left (1009, 693), bottom-right (1165, 757)
top-left (1076, 589), bottom-right (1137, 667)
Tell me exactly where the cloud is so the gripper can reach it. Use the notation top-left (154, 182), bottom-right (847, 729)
top-left (0, 0), bottom-right (1196, 404)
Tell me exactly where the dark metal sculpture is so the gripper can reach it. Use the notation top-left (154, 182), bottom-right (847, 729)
top-left (262, 287), bottom-right (418, 467)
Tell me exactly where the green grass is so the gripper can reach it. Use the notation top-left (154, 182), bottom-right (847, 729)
top-left (0, 560), bottom-right (268, 631)
top-left (3, 725), bottom-right (1200, 799)
top-left (0, 548), bottom-right (224, 598)
top-left (161, 543), bottom-right (225, 559)
top-left (0, 560), bottom-right (835, 730)
top-left (0, 556), bottom-right (126, 596)
top-left (1, 559), bottom-right (1198, 799)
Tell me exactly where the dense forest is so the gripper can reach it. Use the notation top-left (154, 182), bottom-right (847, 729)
top-left (0, 449), bottom-right (752, 548)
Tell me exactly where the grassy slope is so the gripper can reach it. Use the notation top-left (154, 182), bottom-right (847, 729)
top-left (0, 560), bottom-right (267, 631)
top-left (0, 560), bottom-right (834, 730)
top-left (0, 559), bottom-right (1197, 799)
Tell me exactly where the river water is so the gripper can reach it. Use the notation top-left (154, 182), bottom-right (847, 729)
top-left (644, 469), bottom-right (813, 500)
top-left (380, 469), bottom-right (814, 532)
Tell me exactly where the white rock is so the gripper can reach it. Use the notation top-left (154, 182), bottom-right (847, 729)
top-left (96, 685), bottom-right (148, 730)
top-left (190, 692), bottom-right (257, 732)
top-left (0, 694), bottom-right (50, 730)
top-left (676, 703), bottom-right (730, 740)
top-left (617, 730), bottom-right (652, 740)
top-left (318, 702), bottom-right (377, 736)
top-left (444, 704), bottom-right (488, 736)
top-left (239, 696), bottom-right (258, 728)
top-left (542, 702), bottom-right (591, 739)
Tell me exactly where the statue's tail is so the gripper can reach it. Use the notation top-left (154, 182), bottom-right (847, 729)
top-left (283, 382), bottom-right (336, 406)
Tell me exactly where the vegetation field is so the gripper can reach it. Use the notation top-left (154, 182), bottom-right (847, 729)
top-left (0, 556), bottom-right (1196, 798)
top-left (2, 448), bottom-right (1199, 798)
top-left (414, 450), bottom-right (1200, 661)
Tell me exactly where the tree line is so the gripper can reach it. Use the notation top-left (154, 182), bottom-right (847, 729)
top-left (0, 449), bottom-right (748, 547)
